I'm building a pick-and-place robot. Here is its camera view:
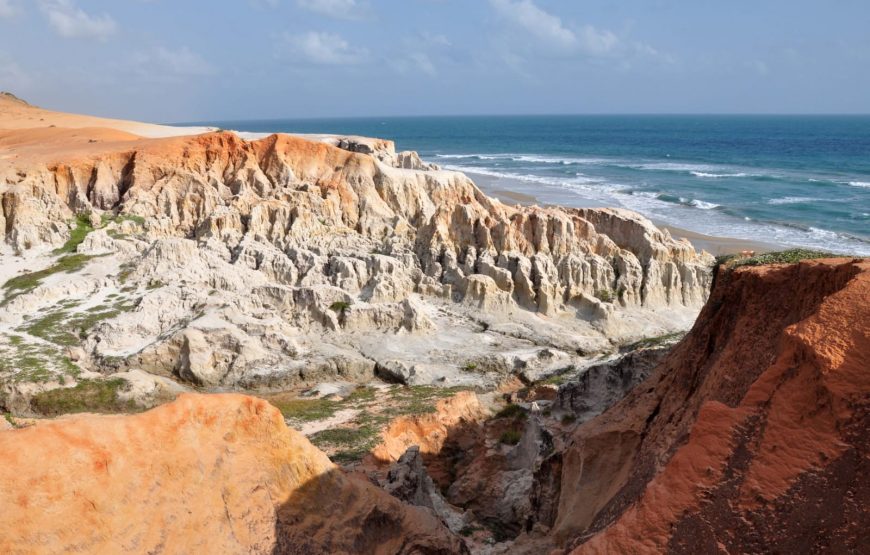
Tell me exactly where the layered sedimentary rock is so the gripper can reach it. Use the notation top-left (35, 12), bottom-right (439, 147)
top-left (0, 119), bottom-right (713, 409)
top-left (0, 394), bottom-right (466, 554)
top-left (551, 258), bottom-right (870, 553)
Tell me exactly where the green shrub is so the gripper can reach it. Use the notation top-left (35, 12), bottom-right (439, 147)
top-left (495, 403), bottom-right (528, 420)
top-left (594, 289), bottom-right (615, 303)
top-left (499, 430), bottom-right (522, 445)
top-left (329, 301), bottom-right (351, 313)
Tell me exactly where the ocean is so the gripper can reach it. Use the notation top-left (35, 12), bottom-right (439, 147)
top-left (179, 115), bottom-right (870, 256)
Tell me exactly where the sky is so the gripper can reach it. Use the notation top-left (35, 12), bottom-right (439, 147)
top-left (0, 0), bottom-right (869, 122)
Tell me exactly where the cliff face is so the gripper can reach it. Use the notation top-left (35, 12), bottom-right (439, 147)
top-left (0, 126), bottom-right (713, 410)
top-left (0, 393), bottom-right (466, 554)
top-left (553, 258), bottom-right (870, 553)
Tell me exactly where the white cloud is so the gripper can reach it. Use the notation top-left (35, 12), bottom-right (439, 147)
top-left (489, 0), bottom-right (577, 50)
top-left (278, 31), bottom-right (368, 65)
top-left (0, 0), bottom-right (19, 18)
top-left (578, 25), bottom-right (618, 55)
top-left (296, 0), bottom-right (366, 20)
top-left (39, 0), bottom-right (117, 40)
top-left (133, 46), bottom-right (217, 77)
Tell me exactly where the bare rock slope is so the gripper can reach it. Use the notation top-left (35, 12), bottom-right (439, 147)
top-left (0, 393), bottom-right (466, 554)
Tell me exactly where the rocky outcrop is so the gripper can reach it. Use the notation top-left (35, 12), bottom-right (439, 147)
top-left (0, 393), bottom-right (466, 554)
top-left (550, 258), bottom-right (870, 553)
top-left (383, 445), bottom-right (469, 533)
top-left (553, 345), bottom-right (671, 424)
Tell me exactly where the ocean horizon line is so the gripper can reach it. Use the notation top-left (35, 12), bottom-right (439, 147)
top-left (169, 112), bottom-right (870, 127)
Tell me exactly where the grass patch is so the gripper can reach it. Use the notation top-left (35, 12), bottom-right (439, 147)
top-left (718, 249), bottom-right (839, 269)
top-left (624, 331), bottom-right (685, 352)
top-left (274, 386), bottom-right (378, 422)
top-left (0, 339), bottom-right (79, 383)
top-left (29, 378), bottom-right (135, 416)
top-left (53, 213), bottom-right (94, 255)
top-left (2, 254), bottom-right (95, 305)
top-left (274, 397), bottom-right (340, 422)
top-left (309, 420), bottom-right (383, 463)
top-left (561, 414), bottom-right (577, 425)
top-left (3, 413), bottom-right (16, 427)
top-left (22, 300), bottom-right (136, 347)
top-left (499, 430), bottom-right (522, 445)
top-left (384, 385), bottom-right (467, 417)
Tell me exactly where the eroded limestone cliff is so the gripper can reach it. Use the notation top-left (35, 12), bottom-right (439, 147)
top-left (0, 123), bottom-right (713, 411)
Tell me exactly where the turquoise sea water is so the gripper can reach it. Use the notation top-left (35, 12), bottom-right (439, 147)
top-left (179, 115), bottom-right (870, 256)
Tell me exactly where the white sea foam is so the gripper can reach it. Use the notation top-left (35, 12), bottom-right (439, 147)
top-left (849, 181), bottom-right (870, 188)
top-left (689, 199), bottom-right (720, 209)
top-left (626, 162), bottom-right (721, 172)
top-left (768, 196), bottom-right (825, 205)
top-left (690, 171), bottom-right (748, 178)
top-left (436, 153), bottom-right (614, 165)
top-left (446, 165), bottom-right (609, 191)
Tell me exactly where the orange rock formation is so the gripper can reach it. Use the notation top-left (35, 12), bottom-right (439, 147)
top-left (556, 258), bottom-right (870, 553)
top-left (0, 394), bottom-right (466, 554)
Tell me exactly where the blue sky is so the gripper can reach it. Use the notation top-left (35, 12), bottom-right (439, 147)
top-left (1, 0), bottom-right (868, 121)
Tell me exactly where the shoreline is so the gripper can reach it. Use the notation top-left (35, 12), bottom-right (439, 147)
top-left (471, 172), bottom-right (781, 256)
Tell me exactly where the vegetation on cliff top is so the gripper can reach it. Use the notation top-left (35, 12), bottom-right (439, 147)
top-left (716, 248), bottom-right (840, 269)
top-left (274, 385), bottom-right (468, 464)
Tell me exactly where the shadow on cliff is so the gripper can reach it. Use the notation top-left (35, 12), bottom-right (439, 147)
top-left (271, 463), bottom-right (469, 555)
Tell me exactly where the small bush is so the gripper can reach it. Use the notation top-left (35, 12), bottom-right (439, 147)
top-left (463, 362), bottom-right (478, 371)
top-left (329, 301), bottom-right (351, 313)
top-left (499, 430), bottom-right (522, 445)
top-left (495, 403), bottom-right (528, 420)
top-left (561, 414), bottom-right (577, 425)
top-left (594, 289), bottom-right (615, 303)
